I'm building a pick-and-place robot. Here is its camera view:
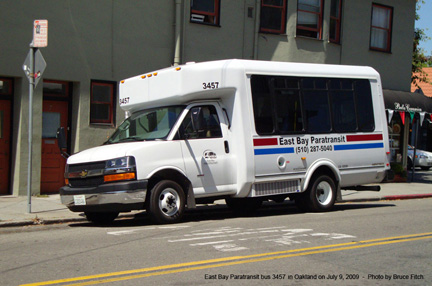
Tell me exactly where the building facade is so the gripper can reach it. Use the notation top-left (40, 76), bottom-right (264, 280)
top-left (0, 0), bottom-right (417, 195)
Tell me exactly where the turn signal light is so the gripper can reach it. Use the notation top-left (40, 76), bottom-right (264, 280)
top-left (104, 172), bottom-right (136, 183)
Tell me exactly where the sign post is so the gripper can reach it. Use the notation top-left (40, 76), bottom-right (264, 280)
top-left (23, 20), bottom-right (48, 213)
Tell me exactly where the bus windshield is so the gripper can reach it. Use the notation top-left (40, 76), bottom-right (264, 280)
top-left (105, 106), bottom-right (185, 144)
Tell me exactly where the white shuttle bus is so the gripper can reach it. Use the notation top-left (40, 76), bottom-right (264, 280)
top-left (60, 59), bottom-right (391, 224)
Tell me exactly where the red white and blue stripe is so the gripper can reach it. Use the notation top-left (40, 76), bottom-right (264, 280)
top-left (253, 134), bottom-right (384, 155)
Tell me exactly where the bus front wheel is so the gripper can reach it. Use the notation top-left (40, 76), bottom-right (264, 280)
top-left (148, 180), bottom-right (185, 224)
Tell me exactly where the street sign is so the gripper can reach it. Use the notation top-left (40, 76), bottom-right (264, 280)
top-left (33, 20), bottom-right (48, 48)
top-left (25, 20), bottom-right (48, 213)
top-left (23, 49), bottom-right (46, 87)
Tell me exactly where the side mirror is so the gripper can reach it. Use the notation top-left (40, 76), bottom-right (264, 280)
top-left (56, 127), bottom-right (69, 158)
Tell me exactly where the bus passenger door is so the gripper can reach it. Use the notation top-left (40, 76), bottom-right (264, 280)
top-left (179, 104), bottom-right (235, 196)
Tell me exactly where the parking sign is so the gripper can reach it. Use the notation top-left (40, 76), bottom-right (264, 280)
top-left (33, 20), bottom-right (48, 48)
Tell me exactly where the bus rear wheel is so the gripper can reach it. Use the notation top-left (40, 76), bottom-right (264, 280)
top-left (306, 175), bottom-right (336, 212)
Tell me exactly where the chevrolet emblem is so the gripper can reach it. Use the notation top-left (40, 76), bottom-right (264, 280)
top-left (79, 170), bottom-right (88, 178)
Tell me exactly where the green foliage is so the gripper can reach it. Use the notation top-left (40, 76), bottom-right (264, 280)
top-left (412, 0), bottom-right (430, 88)
top-left (390, 162), bottom-right (407, 178)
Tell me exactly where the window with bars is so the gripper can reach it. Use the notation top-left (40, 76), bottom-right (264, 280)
top-left (370, 4), bottom-right (393, 52)
top-left (259, 0), bottom-right (287, 34)
top-left (190, 0), bottom-right (220, 25)
top-left (296, 0), bottom-right (323, 39)
top-left (90, 81), bottom-right (116, 126)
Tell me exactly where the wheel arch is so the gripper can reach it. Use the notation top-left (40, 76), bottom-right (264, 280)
top-left (147, 168), bottom-right (195, 208)
top-left (303, 160), bottom-right (341, 201)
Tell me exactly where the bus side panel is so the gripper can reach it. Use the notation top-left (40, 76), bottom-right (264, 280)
top-left (249, 74), bottom-right (389, 192)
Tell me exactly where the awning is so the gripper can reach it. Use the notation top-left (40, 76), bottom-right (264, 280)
top-left (383, 89), bottom-right (432, 124)
top-left (383, 89), bottom-right (432, 113)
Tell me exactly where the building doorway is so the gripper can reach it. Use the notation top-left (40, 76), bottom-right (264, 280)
top-left (0, 78), bottom-right (13, 195)
top-left (41, 81), bottom-right (71, 193)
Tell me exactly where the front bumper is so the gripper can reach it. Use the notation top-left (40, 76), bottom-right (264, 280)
top-left (60, 180), bottom-right (148, 213)
top-left (416, 158), bottom-right (432, 168)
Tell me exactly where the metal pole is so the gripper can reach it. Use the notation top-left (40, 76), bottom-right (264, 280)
top-left (27, 46), bottom-right (35, 213)
top-left (411, 118), bottom-right (419, 182)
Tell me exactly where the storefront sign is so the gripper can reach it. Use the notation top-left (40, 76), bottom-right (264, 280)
top-left (394, 102), bottom-right (422, 113)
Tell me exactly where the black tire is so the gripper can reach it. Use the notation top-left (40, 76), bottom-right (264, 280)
top-left (305, 175), bottom-right (337, 212)
top-left (225, 197), bottom-right (263, 213)
top-left (85, 212), bottom-right (119, 225)
top-left (148, 180), bottom-right (185, 224)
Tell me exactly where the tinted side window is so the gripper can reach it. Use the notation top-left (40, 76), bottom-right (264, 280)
top-left (182, 105), bottom-right (222, 139)
top-left (331, 90), bottom-right (357, 132)
top-left (275, 89), bottom-right (303, 133)
top-left (302, 79), bottom-right (331, 133)
top-left (274, 77), bottom-right (303, 133)
top-left (251, 76), bottom-right (274, 134)
top-left (354, 80), bottom-right (375, 131)
top-left (302, 90), bottom-right (331, 133)
top-left (251, 75), bottom-right (375, 135)
top-left (330, 79), bottom-right (357, 132)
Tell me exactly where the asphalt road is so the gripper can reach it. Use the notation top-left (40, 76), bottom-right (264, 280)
top-left (1, 198), bottom-right (431, 286)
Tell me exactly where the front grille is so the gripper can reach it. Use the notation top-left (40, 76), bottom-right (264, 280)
top-left (68, 161), bottom-right (105, 172)
top-left (67, 161), bottom-right (106, 188)
top-left (69, 177), bottom-right (104, 188)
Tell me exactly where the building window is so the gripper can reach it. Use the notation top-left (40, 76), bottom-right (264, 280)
top-left (297, 0), bottom-right (323, 39)
top-left (330, 0), bottom-right (342, 43)
top-left (43, 80), bottom-right (69, 98)
top-left (0, 78), bottom-right (12, 96)
top-left (370, 4), bottom-right (393, 52)
top-left (190, 0), bottom-right (220, 25)
top-left (259, 0), bottom-right (287, 34)
top-left (90, 81), bottom-right (116, 126)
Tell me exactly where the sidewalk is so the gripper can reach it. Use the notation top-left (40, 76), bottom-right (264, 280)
top-left (1, 178), bottom-right (431, 228)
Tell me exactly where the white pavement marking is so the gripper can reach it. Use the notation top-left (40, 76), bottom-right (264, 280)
top-left (166, 227), bottom-right (356, 252)
top-left (107, 225), bottom-right (189, 236)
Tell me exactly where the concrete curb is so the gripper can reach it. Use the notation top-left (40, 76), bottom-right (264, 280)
top-left (0, 217), bottom-right (88, 228)
top-left (341, 193), bottom-right (432, 203)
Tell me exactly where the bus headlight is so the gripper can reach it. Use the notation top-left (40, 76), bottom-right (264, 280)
top-left (104, 156), bottom-right (136, 182)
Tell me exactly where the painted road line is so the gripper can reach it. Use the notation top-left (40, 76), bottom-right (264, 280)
top-left (21, 232), bottom-right (432, 286)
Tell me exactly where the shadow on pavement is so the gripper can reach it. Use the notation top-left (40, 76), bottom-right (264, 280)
top-left (68, 200), bottom-right (396, 228)
top-left (407, 169), bottom-right (432, 184)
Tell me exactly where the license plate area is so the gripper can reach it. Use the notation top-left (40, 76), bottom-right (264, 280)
top-left (73, 195), bottom-right (86, 206)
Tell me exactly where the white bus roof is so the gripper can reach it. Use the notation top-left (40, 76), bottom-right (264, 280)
top-left (119, 59), bottom-right (380, 113)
